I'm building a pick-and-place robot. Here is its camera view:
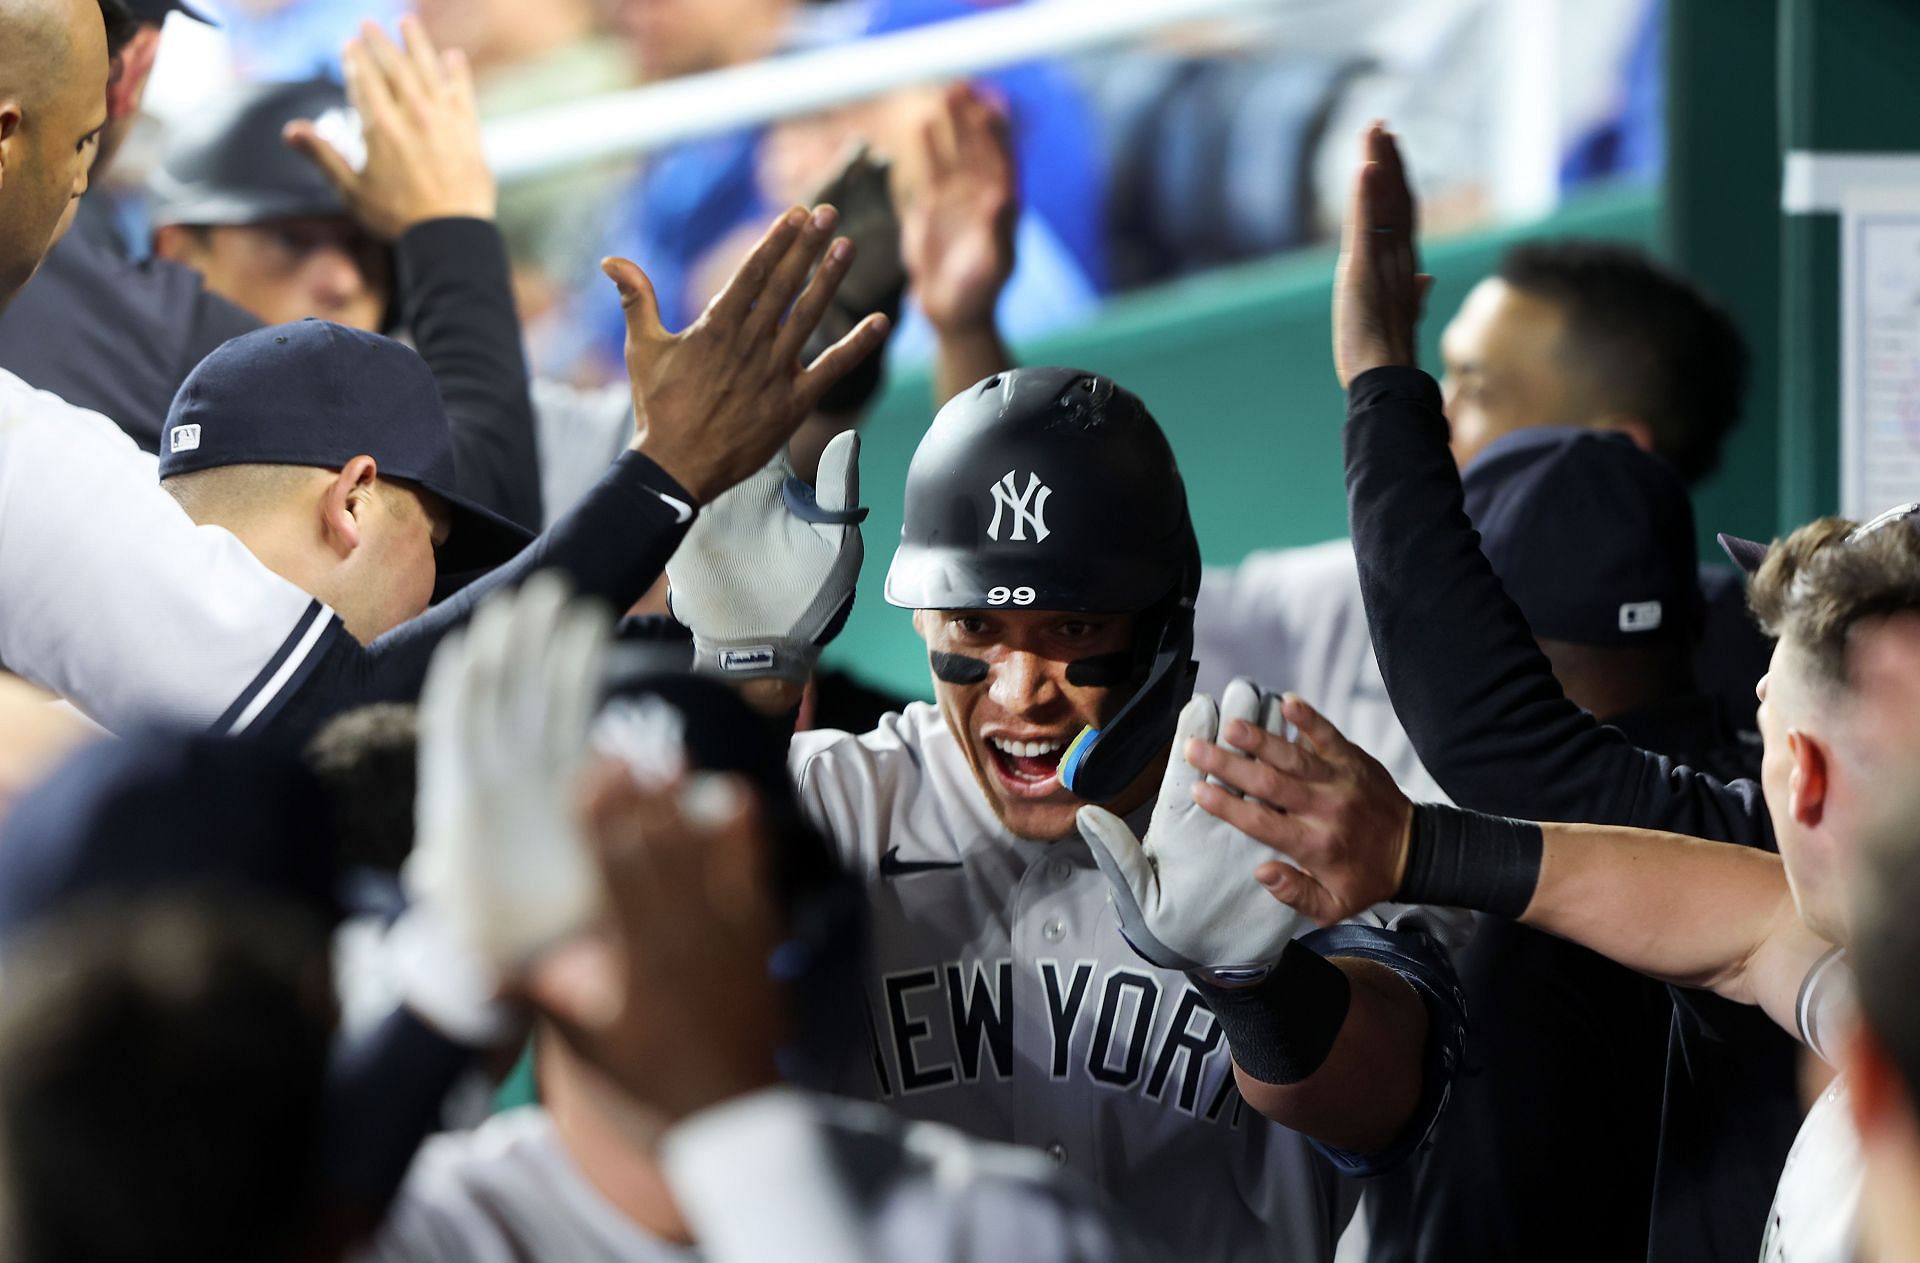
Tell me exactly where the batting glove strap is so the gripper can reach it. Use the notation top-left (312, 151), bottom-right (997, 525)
top-left (667, 437), bottom-right (867, 686)
top-left (1188, 940), bottom-right (1352, 1086)
top-left (1396, 802), bottom-right (1543, 919)
top-left (1302, 923), bottom-right (1468, 1179)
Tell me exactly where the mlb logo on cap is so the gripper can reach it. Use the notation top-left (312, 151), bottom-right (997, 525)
top-left (169, 423), bottom-right (201, 453)
top-left (1618, 600), bottom-right (1664, 633)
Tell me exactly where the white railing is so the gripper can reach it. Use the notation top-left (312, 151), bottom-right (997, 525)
top-left (483, 0), bottom-right (1290, 184)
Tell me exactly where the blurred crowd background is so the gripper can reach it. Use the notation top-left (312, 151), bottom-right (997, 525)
top-left (112, 0), bottom-right (1663, 389)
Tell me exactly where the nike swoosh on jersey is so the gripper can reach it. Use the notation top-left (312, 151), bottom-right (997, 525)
top-left (878, 845), bottom-right (964, 877)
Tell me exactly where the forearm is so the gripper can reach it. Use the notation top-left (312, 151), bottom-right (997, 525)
top-left (1527, 822), bottom-right (1823, 1029)
top-left (396, 217), bottom-right (543, 529)
top-left (1344, 367), bottom-right (1768, 845)
top-left (933, 322), bottom-right (1012, 407)
top-left (1231, 958), bottom-right (1426, 1152)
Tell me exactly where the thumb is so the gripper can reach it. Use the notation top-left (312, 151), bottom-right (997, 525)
top-left (282, 120), bottom-right (357, 195)
top-left (1077, 805), bottom-right (1156, 907)
top-left (602, 257), bottom-right (664, 336)
top-left (1256, 862), bottom-right (1340, 928)
top-left (813, 429), bottom-right (860, 515)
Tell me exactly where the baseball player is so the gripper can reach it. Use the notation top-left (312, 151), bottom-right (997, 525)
top-left (0, 0), bottom-right (883, 738)
top-left (658, 369), bottom-right (1468, 1260)
top-left (3, 19), bottom-right (545, 531)
top-left (1187, 122), bottom-right (1920, 1263)
top-left (360, 578), bottom-right (1157, 1263)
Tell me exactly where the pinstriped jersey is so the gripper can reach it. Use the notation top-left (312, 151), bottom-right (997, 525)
top-left (0, 369), bottom-right (334, 731)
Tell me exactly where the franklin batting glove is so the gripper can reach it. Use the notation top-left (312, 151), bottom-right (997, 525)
top-left (666, 430), bottom-right (867, 685)
top-left (1079, 677), bottom-right (1310, 975)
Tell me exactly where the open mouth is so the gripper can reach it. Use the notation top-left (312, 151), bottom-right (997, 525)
top-left (986, 734), bottom-right (1071, 796)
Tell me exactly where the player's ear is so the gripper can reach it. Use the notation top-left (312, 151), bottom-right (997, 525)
top-left (0, 99), bottom-right (22, 191)
top-left (106, 28), bottom-right (164, 122)
top-left (151, 224), bottom-right (202, 266)
top-left (321, 456), bottom-right (379, 556)
top-left (1784, 729), bottom-right (1828, 826)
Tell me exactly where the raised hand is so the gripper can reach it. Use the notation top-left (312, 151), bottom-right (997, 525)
top-left (526, 765), bottom-right (784, 1125)
top-left (605, 206), bottom-right (890, 505)
top-left (666, 429), bottom-right (865, 685)
top-left (405, 573), bottom-right (611, 971)
top-left (284, 16), bottom-right (496, 240)
top-left (899, 83), bottom-right (1017, 338)
top-left (1078, 678), bottom-right (1312, 974)
top-left (1331, 123), bottom-right (1431, 389)
top-left (1185, 694), bottom-right (1415, 926)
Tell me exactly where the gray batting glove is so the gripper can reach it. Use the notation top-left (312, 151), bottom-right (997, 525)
top-left (1079, 677), bottom-right (1311, 975)
top-left (665, 430), bottom-right (867, 684)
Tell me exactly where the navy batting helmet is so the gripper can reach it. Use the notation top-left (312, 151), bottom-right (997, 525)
top-left (885, 367), bottom-right (1201, 803)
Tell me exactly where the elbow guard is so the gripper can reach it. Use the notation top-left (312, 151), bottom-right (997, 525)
top-left (1300, 922), bottom-right (1468, 1178)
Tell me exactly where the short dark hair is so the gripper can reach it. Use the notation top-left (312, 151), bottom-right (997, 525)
top-left (97, 0), bottom-right (140, 59)
top-left (1497, 241), bottom-right (1749, 483)
top-left (304, 703), bottom-right (419, 875)
top-left (1747, 515), bottom-right (1920, 692)
top-left (0, 894), bottom-right (332, 1263)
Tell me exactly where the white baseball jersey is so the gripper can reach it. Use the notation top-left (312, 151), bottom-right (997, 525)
top-left (365, 1092), bottom-right (1148, 1263)
top-left (1195, 539), bottom-right (1447, 805)
top-left (790, 702), bottom-right (1467, 1262)
top-left (1760, 952), bottom-right (1861, 1262)
top-left (530, 379), bottom-right (631, 527)
top-left (0, 368), bottom-right (334, 731)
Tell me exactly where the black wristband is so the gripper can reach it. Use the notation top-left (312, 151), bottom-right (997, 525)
top-left (1397, 803), bottom-right (1544, 919)
top-left (1189, 940), bottom-right (1352, 1085)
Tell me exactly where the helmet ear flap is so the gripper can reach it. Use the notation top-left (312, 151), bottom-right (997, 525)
top-left (1060, 534), bottom-right (1202, 803)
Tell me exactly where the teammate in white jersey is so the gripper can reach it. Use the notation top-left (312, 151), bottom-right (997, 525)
top-left (664, 367), bottom-right (1469, 1260)
top-left (0, 0), bottom-right (887, 740)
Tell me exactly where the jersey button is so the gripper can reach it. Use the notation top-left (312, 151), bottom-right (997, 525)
top-left (1042, 917), bottom-right (1066, 942)
top-left (1048, 859), bottom-right (1071, 882)
top-left (1045, 1141), bottom-right (1068, 1165)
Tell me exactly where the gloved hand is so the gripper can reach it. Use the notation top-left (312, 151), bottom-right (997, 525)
top-left (800, 143), bottom-right (903, 418)
top-left (404, 573), bottom-right (612, 979)
top-left (665, 429), bottom-right (866, 685)
top-left (1079, 677), bottom-right (1310, 975)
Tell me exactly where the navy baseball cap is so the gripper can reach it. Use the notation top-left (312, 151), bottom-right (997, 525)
top-left (160, 320), bottom-right (533, 584)
top-left (0, 732), bottom-right (338, 944)
top-left (1463, 427), bottom-right (1702, 648)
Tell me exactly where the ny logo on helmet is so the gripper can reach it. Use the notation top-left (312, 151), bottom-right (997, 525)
top-left (987, 470), bottom-right (1052, 543)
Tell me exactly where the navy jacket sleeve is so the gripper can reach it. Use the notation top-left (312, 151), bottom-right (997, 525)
top-left (393, 218), bottom-right (543, 530)
top-left (247, 450), bottom-right (692, 747)
top-left (1342, 366), bottom-right (1770, 847)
